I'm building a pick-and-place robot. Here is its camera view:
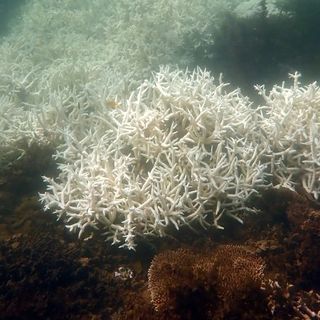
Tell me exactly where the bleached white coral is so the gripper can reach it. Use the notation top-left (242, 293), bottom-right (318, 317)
top-left (39, 68), bottom-right (320, 249)
top-left (0, 0), bottom-right (240, 164)
top-left (256, 72), bottom-right (320, 198)
top-left (39, 67), bottom-right (270, 249)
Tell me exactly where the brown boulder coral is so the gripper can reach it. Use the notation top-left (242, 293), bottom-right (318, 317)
top-left (212, 245), bottom-right (265, 313)
top-left (148, 248), bottom-right (198, 313)
top-left (147, 245), bottom-right (265, 318)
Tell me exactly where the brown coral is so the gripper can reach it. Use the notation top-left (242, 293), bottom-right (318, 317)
top-left (213, 245), bottom-right (265, 311)
top-left (147, 248), bottom-right (199, 312)
top-left (147, 245), bottom-right (265, 318)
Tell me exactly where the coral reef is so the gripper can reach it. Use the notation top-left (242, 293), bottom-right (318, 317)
top-left (1, 1), bottom-right (320, 318)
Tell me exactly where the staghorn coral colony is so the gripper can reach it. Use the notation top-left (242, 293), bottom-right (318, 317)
top-left (37, 69), bottom-right (320, 249)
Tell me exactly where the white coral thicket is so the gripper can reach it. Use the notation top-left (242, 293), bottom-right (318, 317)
top-left (39, 68), bottom-right (320, 249)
